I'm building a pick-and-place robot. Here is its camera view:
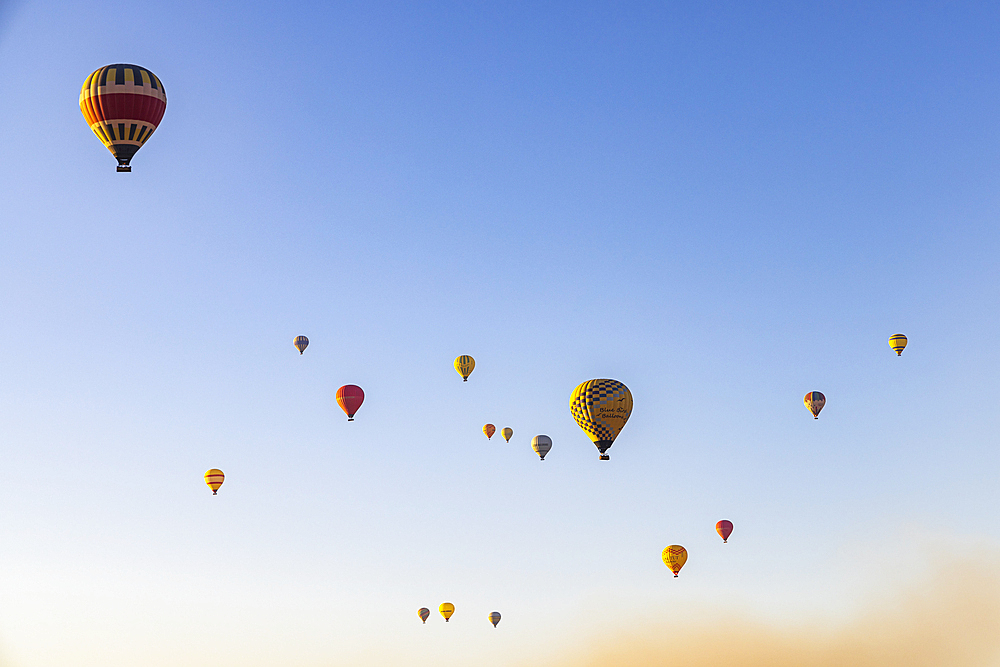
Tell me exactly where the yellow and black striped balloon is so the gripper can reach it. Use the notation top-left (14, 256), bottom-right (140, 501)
top-left (888, 333), bottom-right (907, 356)
top-left (294, 335), bottom-right (309, 354)
top-left (454, 355), bottom-right (475, 381)
top-left (204, 469), bottom-right (225, 495)
top-left (570, 379), bottom-right (633, 459)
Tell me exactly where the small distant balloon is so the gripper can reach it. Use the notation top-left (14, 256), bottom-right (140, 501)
top-left (501, 427), bottom-right (513, 442)
top-left (804, 391), bottom-right (825, 419)
top-left (454, 355), bottom-right (475, 381)
top-left (531, 435), bottom-right (552, 460)
top-left (662, 545), bottom-right (687, 577)
top-left (489, 611), bottom-right (501, 627)
top-left (336, 385), bottom-right (365, 421)
top-left (418, 607), bottom-right (430, 624)
top-left (570, 379), bottom-right (633, 460)
top-left (439, 602), bottom-right (455, 621)
top-left (294, 336), bottom-right (309, 354)
top-left (889, 333), bottom-right (907, 356)
top-left (204, 469), bottom-right (224, 495)
top-left (483, 424), bottom-right (496, 440)
top-left (716, 520), bottom-right (733, 543)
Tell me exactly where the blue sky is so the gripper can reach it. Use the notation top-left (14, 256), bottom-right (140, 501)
top-left (1, 1), bottom-right (1000, 665)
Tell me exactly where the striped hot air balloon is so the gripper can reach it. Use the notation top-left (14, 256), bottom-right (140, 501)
top-left (483, 424), bottom-right (496, 440)
top-left (418, 608), bottom-right (430, 624)
top-left (204, 469), bottom-right (225, 495)
top-left (489, 611), bottom-right (501, 627)
top-left (889, 333), bottom-right (907, 356)
top-left (336, 384), bottom-right (365, 421)
top-left (294, 336), bottom-right (309, 354)
top-left (80, 64), bottom-right (166, 172)
top-left (454, 355), bottom-right (475, 381)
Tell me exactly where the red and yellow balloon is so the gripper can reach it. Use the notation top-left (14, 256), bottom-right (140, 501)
top-left (336, 385), bottom-right (365, 421)
top-left (80, 64), bottom-right (166, 172)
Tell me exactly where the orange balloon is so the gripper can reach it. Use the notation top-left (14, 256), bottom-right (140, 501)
top-left (483, 424), bottom-right (496, 440)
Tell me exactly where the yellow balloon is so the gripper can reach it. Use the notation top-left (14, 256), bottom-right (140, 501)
top-left (661, 544), bottom-right (687, 577)
top-left (204, 469), bottom-right (224, 495)
top-left (489, 611), bottom-right (501, 627)
top-left (889, 333), bottom-right (907, 356)
top-left (570, 379), bottom-right (633, 460)
top-left (454, 355), bottom-right (475, 381)
top-left (501, 427), bottom-right (513, 442)
top-left (483, 424), bottom-right (496, 440)
top-left (439, 602), bottom-right (455, 621)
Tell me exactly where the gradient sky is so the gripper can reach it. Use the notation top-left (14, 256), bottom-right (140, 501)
top-left (1, 1), bottom-right (1000, 665)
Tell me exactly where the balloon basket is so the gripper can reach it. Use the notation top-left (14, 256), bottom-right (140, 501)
top-left (117, 165), bottom-right (131, 172)
top-left (600, 455), bottom-right (610, 460)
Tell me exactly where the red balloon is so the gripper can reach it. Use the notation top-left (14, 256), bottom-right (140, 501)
top-left (716, 520), bottom-right (733, 543)
top-left (336, 385), bottom-right (365, 421)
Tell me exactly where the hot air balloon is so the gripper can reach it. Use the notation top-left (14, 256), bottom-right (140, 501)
top-left (454, 355), bottom-right (475, 381)
top-left (532, 435), bottom-right (552, 460)
top-left (80, 64), bottom-right (166, 172)
top-left (418, 608), bottom-right (430, 624)
top-left (336, 385), bottom-right (365, 421)
top-left (662, 545), bottom-right (687, 577)
top-left (483, 424), bottom-right (496, 440)
top-left (204, 469), bottom-right (224, 495)
top-left (804, 391), bottom-right (825, 419)
top-left (889, 333), bottom-right (907, 356)
top-left (489, 611), bottom-right (501, 627)
top-left (294, 336), bottom-right (309, 354)
top-left (439, 602), bottom-right (455, 622)
top-left (501, 427), bottom-right (513, 442)
top-left (570, 379), bottom-right (633, 460)
top-left (716, 520), bottom-right (733, 543)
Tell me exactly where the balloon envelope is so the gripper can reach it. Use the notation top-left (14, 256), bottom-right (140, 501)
top-left (204, 469), bottom-right (224, 495)
top-left (531, 435), bottom-right (552, 460)
top-left (439, 602), bottom-right (455, 621)
top-left (716, 520), bottom-right (733, 543)
top-left (501, 427), bottom-right (513, 442)
top-left (804, 391), bottom-right (825, 419)
top-left (454, 355), bottom-right (475, 381)
top-left (418, 608), bottom-right (430, 624)
top-left (336, 385), bottom-right (365, 421)
top-left (483, 424), bottom-right (496, 440)
top-left (662, 545), bottom-right (687, 577)
top-left (79, 64), bottom-right (166, 171)
top-left (570, 379), bottom-right (633, 459)
top-left (889, 333), bottom-right (907, 356)
top-left (294, 336), bottom-right (309, 354)
top-left (489, 611), bottom-right (501, 627)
